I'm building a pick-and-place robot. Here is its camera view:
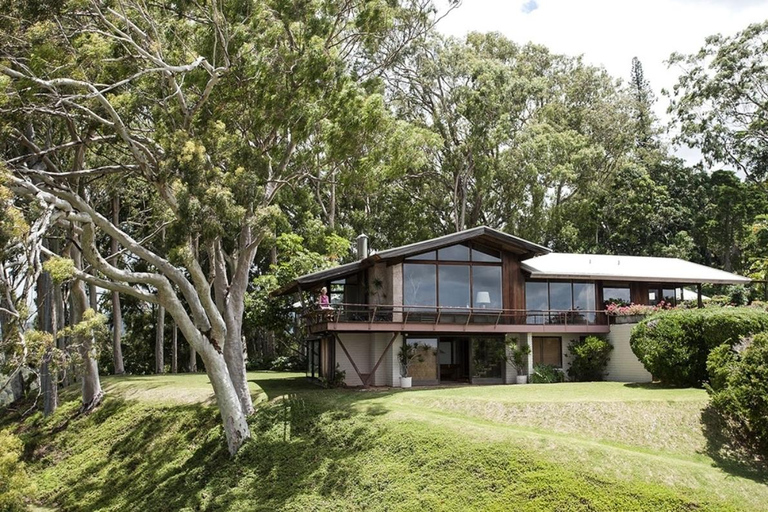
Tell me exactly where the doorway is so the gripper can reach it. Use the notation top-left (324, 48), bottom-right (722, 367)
top-left (438, 337), bottom-right (470, 382)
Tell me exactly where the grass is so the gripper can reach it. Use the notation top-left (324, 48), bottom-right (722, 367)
top-left (2, 373), bottom-right (765, 511)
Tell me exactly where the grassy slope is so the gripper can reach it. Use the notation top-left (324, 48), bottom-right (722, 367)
top-left (3, 374), bottom-right (765, 511)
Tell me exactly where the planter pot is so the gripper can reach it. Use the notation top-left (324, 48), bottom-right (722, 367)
top-left (516, 375), bottom-right (528, 385)
top-left (613, 314), bottom-right (646, 324)
top-left (400, 376), bottom-right (412, 388)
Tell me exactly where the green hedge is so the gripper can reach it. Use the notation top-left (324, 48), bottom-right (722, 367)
top-left (706, 334), bottom-right (768, 461)
top-left (567, 336), bottom-right (613, 382)
top-left (630, 307), bottom-right (768, 387)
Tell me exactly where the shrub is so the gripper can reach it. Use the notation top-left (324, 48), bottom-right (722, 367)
top-left (630, 307), bottom-right (768, 387)
top-left (269, 355), bottom-right (304, 372)
top-left (531, 363), bottom-right (565, 383)
top-left (567, 336), bottom-right (613, 382)
top-left (320, 364), bottom-right (346, 388)
top-left (706, 334), bottom-right (768, 461)
top-left (0, 429), bottom-right (35, 511)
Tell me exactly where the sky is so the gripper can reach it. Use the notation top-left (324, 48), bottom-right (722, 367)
top-left (435, 0), bottom-right (768, 163)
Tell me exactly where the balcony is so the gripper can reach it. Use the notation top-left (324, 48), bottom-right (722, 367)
top-left (305, 303), bottom-right (610, 335)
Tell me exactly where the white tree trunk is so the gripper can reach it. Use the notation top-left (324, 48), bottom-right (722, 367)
top-left (71, 242), bottom-right (103, 412)
top-left (111, 196), bottom-right (124, 374)
top-left (155, 305), bottom-right (165, 374)
top-left (171, 323), bottom-right (178, 374)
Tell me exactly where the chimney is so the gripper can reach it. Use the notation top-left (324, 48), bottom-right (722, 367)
top-left (356, 234), bottom-right (369, 260)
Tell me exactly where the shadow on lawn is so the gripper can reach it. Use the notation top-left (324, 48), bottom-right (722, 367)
top-left (30, 376), bottom-right (397, 511)
top-left (700, 404), bottom-right (767, 484)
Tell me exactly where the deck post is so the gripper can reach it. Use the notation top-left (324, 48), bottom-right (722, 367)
top-left (697, 283), bottom-right (703, 309)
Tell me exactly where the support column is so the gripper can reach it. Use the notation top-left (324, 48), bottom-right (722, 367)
top-left (697, 283), bottom-right (703, 309)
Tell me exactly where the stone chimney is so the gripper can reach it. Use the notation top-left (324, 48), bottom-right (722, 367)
top-left (356, 234), bottom-right (369, 260)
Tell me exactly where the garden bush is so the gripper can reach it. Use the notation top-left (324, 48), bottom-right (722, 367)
top-left (630, 307), bottom-right (768, 387)
top-left (567, 336), bottom-right (613, 381)
top-left (0, 429), bottom-right (35, 511)
top-left (531, 363), bottom-right (565, 383)
top-left (706, 333), bottom-right (768, 462)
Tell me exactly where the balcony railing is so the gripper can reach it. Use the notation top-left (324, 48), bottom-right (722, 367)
top-left (305, 303), bottom-right (607, 328)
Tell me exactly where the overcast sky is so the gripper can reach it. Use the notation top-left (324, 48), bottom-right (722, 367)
top-left (435, 0), bottom-right (768, 163)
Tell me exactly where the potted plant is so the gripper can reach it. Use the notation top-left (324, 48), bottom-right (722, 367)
top-left (510, 343), bottom-right (531, 384)
top-left (398, 342), bottom-right (426, 388)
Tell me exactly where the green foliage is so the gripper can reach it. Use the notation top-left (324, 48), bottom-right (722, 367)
top-left (508, 339), bottom-right (530, 373)
top-left (319, 364), bottom-right (346, 389)
top-left (4, 375), bottom-right (739, 511)
top-left (41, 256), bottom-right (75, 284)
top-left (630, 307), bottom-right (768, 387)
top-left (566, 336), bottom-right (613, 382)
top-left (706, 334), bottom-right (768, 462)
top-left (668, 20), bottom-right (768, 182)
top-left (269, 355), bottom-right (304, 372)
top-left (531, 363), bottom-right (565, 384)
top-left (0, 429), bottom-right (35, 511)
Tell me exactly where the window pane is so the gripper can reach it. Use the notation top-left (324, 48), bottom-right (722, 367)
top-left (573, 282), bottom-right (596, 323)
top-left (438, 244), bottom-right (470, 261)
top-left (472, 266), bottom-right (502, 309)
top-left (407, 338), bottom-right (438, 381)
top-left (407, 251), bottom-right (436, 261)
top-left (549, 282), bottom-right (572, 310)
top-left (438, 265), bottom-right (471, 308)
top-left (533, 337), bottom-right (562, 367)
top-left (526, 281), bottom-right (548, 324)
top-left (404, 264), bottom-right (436, 310)
top-left (662, 288), bottom-right (676, 305)
top-left (472, 337), bottom-right (504, 379)
top-left (471, 245), bottom-right (501, 263)
top-left (603, 286), bottom-right (630, 306)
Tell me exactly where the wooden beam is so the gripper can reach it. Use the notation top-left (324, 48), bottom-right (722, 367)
top-left (697, 283), bottom-right (703, 309)
top-left (363, 332), bottom-right (399, 387)
top-left (333, 333), bottom-right (367, 387)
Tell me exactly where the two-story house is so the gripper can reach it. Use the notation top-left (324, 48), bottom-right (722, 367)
top-left (274, 227), bottom-right (750, 387)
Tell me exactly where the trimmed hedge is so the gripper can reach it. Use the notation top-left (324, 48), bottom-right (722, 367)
top-left (630, 307), bottom-right (768, 387)
top-left (706, 334), bottom-right (768, 461)
top-left (567, 336), bottom-right (613, 382)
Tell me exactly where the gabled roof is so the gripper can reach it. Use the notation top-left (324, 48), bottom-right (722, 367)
top-left (521, 253), bottom-right (750, 285)
top-left (272, 226), bottom-right (551, 296)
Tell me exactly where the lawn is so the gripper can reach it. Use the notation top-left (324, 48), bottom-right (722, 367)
top-left (3, 373), bottom-right (765, 511)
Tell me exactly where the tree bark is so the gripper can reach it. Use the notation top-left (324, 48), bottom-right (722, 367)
top-left (111, 195), bottom-right (124, 374)
top-left (171, 322), bottom-right (178, 374)
top-left (189, 346), bottom-right (197, 372)
top-left (70, 241), bottom-right (103, 412)
top-left (155, 304), bottom-right (165, 374)
top-left (36, 259), bottom-right (58, 416)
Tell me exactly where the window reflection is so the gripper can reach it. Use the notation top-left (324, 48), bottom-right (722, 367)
top-left (404, 264), bottom-right (436, 311)
top-left (526, 281), bottom-right (548, 324)
top-left (473, 266), bottom-right (502, 309)
top-left (603, 286), bottom-right (630, 306)
top-left (439, 265), bottom-right (470, 308)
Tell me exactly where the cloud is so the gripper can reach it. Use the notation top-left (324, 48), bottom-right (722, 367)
top-left (521, 0), bottom-right (539, 14)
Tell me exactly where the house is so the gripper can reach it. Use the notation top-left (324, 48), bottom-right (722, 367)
top-left (273, 226), bottom-right (750, 387)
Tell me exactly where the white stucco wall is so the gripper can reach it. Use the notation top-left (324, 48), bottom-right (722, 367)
top-left (605, 324), bottom-right (653, 383)
top-left (335, 332), bottom-right (402, 387)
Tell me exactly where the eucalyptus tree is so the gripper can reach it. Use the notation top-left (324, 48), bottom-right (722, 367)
top-left (668, 20), bottom-right (768, 182)
top-left (384, 32), bottom-right (634, 245)
top-left (1, 0), bottom-right (439, 454)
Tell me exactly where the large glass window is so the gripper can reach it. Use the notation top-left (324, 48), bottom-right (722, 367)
top-left (473, 266), bottom-right (502, 309)
top-left (439, 265), bottom-right (470, 308)
top-left (404, 243), bottom-right (502, 318)
top-left (406, 338), bottom-right (438, 382)
top-left (525, 281), bottom-right (549, 324)
top-left (603, 285), bottom-right (630, 306)
top-left (573, 282), bottom-right (596, 323)
top-left (404, 264), bottom-right (436, 311)
top-left (472, 337), bottom-right (505, 379)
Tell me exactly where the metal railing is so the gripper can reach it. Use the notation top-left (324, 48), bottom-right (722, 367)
top-left (305, 303), bottom-right (606, 328)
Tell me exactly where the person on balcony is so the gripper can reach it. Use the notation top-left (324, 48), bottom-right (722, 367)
top-left (319, 287), bottom-right (331, 309)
